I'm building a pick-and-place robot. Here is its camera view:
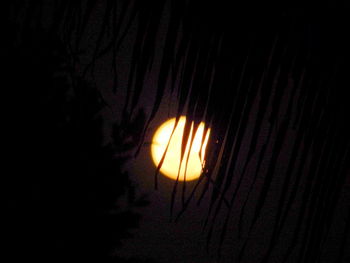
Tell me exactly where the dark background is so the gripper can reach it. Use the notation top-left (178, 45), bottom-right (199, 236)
top-left (2, 1), bottom-right (349, 262)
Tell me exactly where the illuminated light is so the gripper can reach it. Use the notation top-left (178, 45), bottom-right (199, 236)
top-left (151, 116), bottom-right (210, 181)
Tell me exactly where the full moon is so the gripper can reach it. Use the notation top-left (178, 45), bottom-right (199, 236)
top-left (151, 116), bottom-right (210, 181)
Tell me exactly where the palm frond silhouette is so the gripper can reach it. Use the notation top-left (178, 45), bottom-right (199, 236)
top-left (4, 1), bottom-right (349, 262)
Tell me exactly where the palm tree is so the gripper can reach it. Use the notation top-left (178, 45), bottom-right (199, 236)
top-left (4, 1), bottom-right (349, 262)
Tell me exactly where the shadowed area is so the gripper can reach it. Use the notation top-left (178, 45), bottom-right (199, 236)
top-left (2, 27), bottom-right (155, 263)
top-left (2, 1), bottom-right (349, 263)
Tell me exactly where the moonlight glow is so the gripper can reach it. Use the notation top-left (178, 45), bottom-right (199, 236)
top-left (151, 116), bottom-right (210, 181)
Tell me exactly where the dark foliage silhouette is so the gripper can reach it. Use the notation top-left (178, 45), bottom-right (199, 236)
top-left (2, 26), bottom-right (154, 262)
top-left (3, 1), bottom-right (349, 262)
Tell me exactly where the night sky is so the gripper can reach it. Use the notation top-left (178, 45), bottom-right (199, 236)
top-left (3, 1), bottom-right (350, 263)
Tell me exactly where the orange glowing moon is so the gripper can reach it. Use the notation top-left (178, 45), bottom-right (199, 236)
top-left (151, 116), bottom-right (210, 181)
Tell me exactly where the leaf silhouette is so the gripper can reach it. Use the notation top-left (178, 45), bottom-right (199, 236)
top-left (6, 2), bottom-right (349, 262)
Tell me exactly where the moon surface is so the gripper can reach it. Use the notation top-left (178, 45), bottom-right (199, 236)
top-left (151, 116), bottom-right (210, 181)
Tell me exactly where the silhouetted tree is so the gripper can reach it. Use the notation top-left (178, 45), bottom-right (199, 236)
top-left (2, 25), bottom-right (154, 262)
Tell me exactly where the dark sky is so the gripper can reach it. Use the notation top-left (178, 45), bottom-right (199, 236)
top-left (3, 1), bottom-right (349, 263)
top-left (97, 5), bottom-right (349, 262)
